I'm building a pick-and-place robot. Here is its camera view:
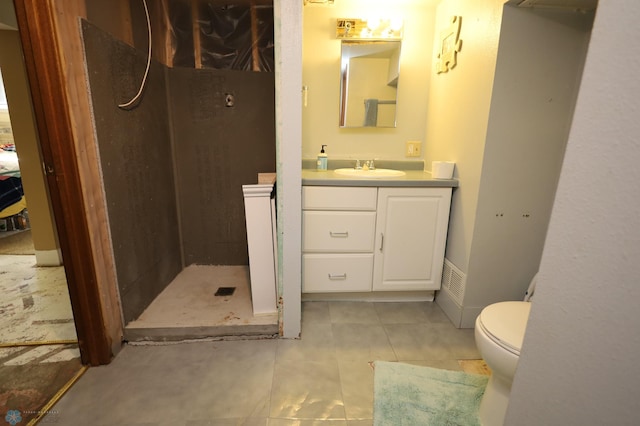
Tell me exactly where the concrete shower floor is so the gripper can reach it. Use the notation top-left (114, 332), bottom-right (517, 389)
top-left (124, 265), bottom-right (279, 342)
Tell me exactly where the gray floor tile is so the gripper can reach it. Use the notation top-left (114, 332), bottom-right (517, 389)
top-left (423, 302), bottom-right (455, 323)
top-left (302, 301), bottom-right (331, 324)
top-left (337, 359), bottom-right (374, 420)
top-left (373, 302), bottom-right (430, 324)
top-left (277, 322), bottom-right (336, 363)
top-left (189, 340), bottom-right (277, 419)
top-left (332, 324), bottom-right (396, 362)
top-left (328, 302), bottom-right (380, 324)
top-left (43, 300), bottom-right (482, 425)
top-left (47, 364), bottom-right (206, 424)
top-left (270, 358), bottom-right (345, 420)
top-left (432, 323), bottom-right (481, 359)
top-left (383, 323), bottom-right (458, 361)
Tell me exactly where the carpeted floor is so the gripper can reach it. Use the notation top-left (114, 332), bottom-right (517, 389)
top-left (0, 229), bottom-right (35, 255)
top-left (0, 243), bottom-right (82, 424)
top-left (374, 361), bottom-right (489, 426)
top-left (0, 343), bottom-right (84, 425)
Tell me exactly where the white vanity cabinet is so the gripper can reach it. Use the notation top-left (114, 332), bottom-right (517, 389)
top-left (302, 185), bottom-right (452, 294)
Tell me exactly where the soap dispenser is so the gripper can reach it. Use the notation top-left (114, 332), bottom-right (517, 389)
top-left (317, 145), bottom-right (328, 170)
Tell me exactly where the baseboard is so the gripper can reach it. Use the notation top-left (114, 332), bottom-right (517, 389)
top-left (435, 289), bottom-right (463, 328)
top-left (461, 306), bottom-right (484, 329)
top-left (35, 249), bottom-right (63, 267)
top-left (302, 291), bottom-right (435, 302)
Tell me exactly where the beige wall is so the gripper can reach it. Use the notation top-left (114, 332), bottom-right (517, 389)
top-left (0, 30), bottom-right (60, 264)
top-left (426, 0), bottom-right (593, 326)
top-left (424, 0), bottom-right (505, 274)
top-left (302, 0), bottom-right (437, 161)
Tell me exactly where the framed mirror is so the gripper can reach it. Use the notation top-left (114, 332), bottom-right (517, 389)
top-left (339, 40), bottom-right (401, 128)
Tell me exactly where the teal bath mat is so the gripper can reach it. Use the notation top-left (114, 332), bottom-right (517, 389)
top-left (374, 361), bottom-right (489, 426)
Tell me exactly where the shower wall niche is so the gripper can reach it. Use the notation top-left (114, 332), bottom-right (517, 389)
top-left (81, 14), bottom-right (275, 323)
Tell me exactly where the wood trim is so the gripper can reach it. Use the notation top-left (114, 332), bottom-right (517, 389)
top-left (152, 0), bottom-right (174, 67)
top-left (250, 1), bottom-right (260, 71)
top-left (13, 0), bottom-right (114, 365)
top-left (191, 0), bottom-right (202, 68)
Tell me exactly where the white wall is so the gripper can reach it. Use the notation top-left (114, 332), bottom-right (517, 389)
top-left (507, 1), bottom-right (640, 424)
top-left (463, 8), bottom-right (593, 317)
top-left (302, 0), bottom-right (437, 161)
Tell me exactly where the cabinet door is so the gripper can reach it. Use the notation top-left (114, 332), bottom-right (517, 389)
top-left (373, 188), bottom-right (452, 291)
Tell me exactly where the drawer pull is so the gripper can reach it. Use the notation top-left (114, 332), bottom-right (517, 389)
top-left (328, 273), bottom-right (347, 280)
top-left (329, 231), bottom-right (349, 238)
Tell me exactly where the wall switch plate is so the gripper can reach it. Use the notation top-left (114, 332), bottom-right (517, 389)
top-left (406, 141), bottom-right (421, 157)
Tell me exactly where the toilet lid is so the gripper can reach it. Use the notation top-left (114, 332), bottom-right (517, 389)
top-left (479, 301), bottom-right (531, 355)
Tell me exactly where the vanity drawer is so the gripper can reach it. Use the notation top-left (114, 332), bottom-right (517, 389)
top-left (303, 254), bottom-right (373, 292)
top-left (303, 186), bottom-right (377, 211)
top-left (303, 211), bottom-right (376, 252)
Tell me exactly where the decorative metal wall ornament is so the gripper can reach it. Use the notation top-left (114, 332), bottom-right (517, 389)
top-left (436, 16), bottom-right (463, 74)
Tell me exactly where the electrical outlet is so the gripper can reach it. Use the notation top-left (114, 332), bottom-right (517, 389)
top-left (406, 141), bottom-right (421, 157)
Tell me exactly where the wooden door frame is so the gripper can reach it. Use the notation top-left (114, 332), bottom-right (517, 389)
top-left (13, 0), bottom-right (115, 365)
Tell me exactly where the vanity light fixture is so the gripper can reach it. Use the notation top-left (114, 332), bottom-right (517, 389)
top-left (336, 18), bottom-right (403, 40)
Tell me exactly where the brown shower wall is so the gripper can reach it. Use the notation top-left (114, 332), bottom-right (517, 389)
top-left (82, 21), bottom-right (182, 323)
top-left (168, 67), bottom-right (275, 266)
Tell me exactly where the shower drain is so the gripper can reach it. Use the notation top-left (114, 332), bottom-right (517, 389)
top-left (214, 287), bottom-right (236, 296)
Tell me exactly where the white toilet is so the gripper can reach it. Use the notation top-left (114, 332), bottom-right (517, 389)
top-left (474, 274), bottom-right (537, 425)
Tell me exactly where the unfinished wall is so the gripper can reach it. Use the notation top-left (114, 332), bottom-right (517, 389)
top-left (82, 21), bottom-right (182, 323)
top-left (168, 67), bottom-right (275, 265)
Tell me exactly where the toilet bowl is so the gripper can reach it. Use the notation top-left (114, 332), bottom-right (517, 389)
top-left (475, 273), bottom-right (537, 425)
top-left (475, 300), bottom-right (531, 425)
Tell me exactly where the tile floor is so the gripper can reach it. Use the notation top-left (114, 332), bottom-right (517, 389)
top-left (44, 300), bottom-right (482, 425)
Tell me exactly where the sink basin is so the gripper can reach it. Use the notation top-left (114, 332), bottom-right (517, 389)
top-left (334, 168), bottom-right (406, 178)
